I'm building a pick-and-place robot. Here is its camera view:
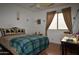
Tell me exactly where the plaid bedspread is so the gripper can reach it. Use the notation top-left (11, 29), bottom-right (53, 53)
top-left (10, 35), bottom-right (49, 55)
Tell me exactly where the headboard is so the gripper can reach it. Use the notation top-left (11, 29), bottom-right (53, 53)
top-left (0, 27), bottom-right (25, 36)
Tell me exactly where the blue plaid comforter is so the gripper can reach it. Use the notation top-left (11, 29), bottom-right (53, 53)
top-left (10, 35), bottom-right (49, 55)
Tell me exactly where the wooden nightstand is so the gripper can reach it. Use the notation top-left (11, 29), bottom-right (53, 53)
top-left (61, 36), bottom-right (79, 55)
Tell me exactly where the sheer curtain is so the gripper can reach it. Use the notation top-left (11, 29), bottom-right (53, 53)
top-left (62, 7), bottom-right (72, 33)
top-left (45, 11), bottom-right (56, 35)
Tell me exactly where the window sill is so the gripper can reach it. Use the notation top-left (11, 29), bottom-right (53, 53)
top-left (48, 29), bottom-right (68, 31)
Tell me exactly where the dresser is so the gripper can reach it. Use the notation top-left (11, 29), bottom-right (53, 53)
top-left (61, 36), bottom-right (79, 55)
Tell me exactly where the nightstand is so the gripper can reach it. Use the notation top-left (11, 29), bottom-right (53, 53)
top-left (61, 36), bottom-right (79, 55)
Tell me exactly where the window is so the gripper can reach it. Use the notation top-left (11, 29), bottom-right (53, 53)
top-left (49, 13), bottom-right (68, 30)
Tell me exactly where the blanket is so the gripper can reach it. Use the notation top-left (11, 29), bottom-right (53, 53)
top-left (10, 35), bottom-right (49, 55)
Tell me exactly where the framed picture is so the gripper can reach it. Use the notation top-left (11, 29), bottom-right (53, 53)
top-left (37, 19), bottom-right (41, 24)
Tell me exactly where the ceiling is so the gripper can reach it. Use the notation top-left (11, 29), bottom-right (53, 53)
top-left (0, 3), bottom-right (72, 11)
top-left (15, 3), bottom-right (69, 11)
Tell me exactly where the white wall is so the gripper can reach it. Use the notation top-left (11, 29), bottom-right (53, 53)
top-left (33, 4), bottom-right (79, 44)
top-left (33, 11), bottom-right (46, 35)
top-left (71, 4), bottom-right (79, 33)
top-left (0, 4), bottom-right (35, 35)
top-left (47, 30), bottom-right (68, 44)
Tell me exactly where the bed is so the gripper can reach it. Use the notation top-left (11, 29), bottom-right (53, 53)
top-left (0, 27), bottom-right (49, 55)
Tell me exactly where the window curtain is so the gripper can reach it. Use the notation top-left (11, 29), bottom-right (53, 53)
top-left (45, 11), bottom-right (56, 35)
top-left (62, 7), bottom-right (72, 33)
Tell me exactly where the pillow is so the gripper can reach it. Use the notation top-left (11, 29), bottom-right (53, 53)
top-left (0, 27), bottom-right (25, 36)
top-left (3, 28), bottom-right (11, 36)
top-left (21, 29), bottom-right (24, 32)
top-left (2, 28), bottom-right (16, 36)
top-left (21, 29), bottom-right (25, 34)
top-left (0, 28), bottom-right (5, 36)
top-left (11, 27), bottom-right (25, 33)
top-left (11, 27), bottom-right (18, 32)
top-left (16, 29), bottom-right (25, 34)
